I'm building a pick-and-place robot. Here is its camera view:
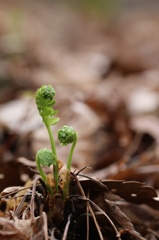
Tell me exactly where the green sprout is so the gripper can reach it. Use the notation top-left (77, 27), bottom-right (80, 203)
top-left (35, 85), bottom-right (60, 192)
top-left (35, 85), bottom-right (78, 197)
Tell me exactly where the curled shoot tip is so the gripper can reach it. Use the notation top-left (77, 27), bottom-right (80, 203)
top-left (35, 85), bottom-right (60, 126)
top-left (36, 148), bottom-right (55, 181)
top-left (58, 125), bottom-right (78, 171)
top-left (58, 125), bottom-right (78, 146)
top-left (36, 148), bottom-right (56, 167)
top-left (35, 85), bottom-right (55, 106)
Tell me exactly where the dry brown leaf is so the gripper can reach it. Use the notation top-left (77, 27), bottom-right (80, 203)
top-left (106, 199), bottom-right (146, 240)
top-left (103, 180), bottom-right (159, 210)
top-left (0, 217), bottom-right (28, 240)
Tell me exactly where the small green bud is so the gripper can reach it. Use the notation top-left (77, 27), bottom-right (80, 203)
top-left (36, 85), bottom-right (55, 107)
top-left (36, 148), bottom-right (55, 166)
top-left (58, 125), bottom-right (77, 146)
top-left (41, 85), bottom-right (55, 100)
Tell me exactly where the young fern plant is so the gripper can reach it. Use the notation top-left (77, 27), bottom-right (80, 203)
top-left (35, 85), bottom-right (60, 192)
top-left (35, 85), bottom-right (78, 197)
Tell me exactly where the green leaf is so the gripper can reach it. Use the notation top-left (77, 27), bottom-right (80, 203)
top-left (47, 117), bottom-right (60, 126)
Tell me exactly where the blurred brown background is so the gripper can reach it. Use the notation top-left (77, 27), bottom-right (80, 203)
top-left (1, 0), bottom-right (159, 191)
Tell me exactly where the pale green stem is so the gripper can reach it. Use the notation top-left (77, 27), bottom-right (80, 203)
top-left (62, 136), bottom-right (77, 199)
top-left (36, 153), bottom-right (53, 195)
top-left (36, 153), bottom-right (46, 182)
top-left (45, 123), bottom-right (58, 192)
top-left (67, 135), bottom-right (77, 171)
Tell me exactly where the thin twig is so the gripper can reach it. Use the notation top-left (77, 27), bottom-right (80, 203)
top-left (77, 196), bottom-right (121, 240)
top-left (72, 174), bottom-right (104, 240)
top-left (86, 189), bottom-right (90, 240)
top-left (43, 211), bottom-right (49, 240)
top-left (0, 185), bottom-right (35, 199)
top-left (73, 165), bottom-right (91, 176)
